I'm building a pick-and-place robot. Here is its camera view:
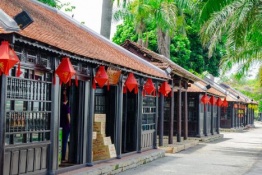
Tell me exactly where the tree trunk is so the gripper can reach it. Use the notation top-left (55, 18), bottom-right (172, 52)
top-left (157, 28), bottom-right (170, 59)
top-left (100, 0), bottom-right (113, 39)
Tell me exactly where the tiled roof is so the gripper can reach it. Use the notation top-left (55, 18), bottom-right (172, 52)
top-left (122, 40), bottom-right (201, 82)
top-left (187, 82), bottom-right (225, 97)
top-left (0, 0), bottom-right (168, 79)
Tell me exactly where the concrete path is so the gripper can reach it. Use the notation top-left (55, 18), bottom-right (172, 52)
top-left (119, 122), bottom-right (262, 175)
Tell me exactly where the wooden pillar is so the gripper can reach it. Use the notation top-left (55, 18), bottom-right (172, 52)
top-left (177, 80), bottom-right (182, 142)
top-left (211, 99), bottom-right (214, 135)
top-left (116, 76), bottom-right (123, 158)
top-left (204, 93), bottom-right (208, 136)
top-left (159, 94), bottom-right (164, 146)
top-left (48, 58), bottom-right (60, 174)
top-left (168, 80), bottom-right (174, 144)
top-left (0, 75), bottom-right (6, 175)
top-left (154, 82), bottom-right (159, 149)
top-left (86, 69), bottom-right (95, 166)
top-left (217, 105), bottom-right (221, 134)
top-left (183, 82), bottom-right (188, 140)
top-left (137, 78), bottom-right (143, 152)
top-left (232, 104), bottom-right (235, 128)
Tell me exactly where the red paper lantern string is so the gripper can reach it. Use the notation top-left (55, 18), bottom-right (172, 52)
top-left (201, 94), bottom-right (210, 111)
top-left (124, 73), bottom-right (138, 94)
top-left (93, 66), bottom-right (109, 89)
top-left (216, 97), bottom-right (223, 107)
top-left (55, 57), bottom-right (76, 85)
top-left (0, 41), bottom-right (20, 76)
top-left (159, 81), bottom-right (171, 97)
top-left (209, 96), bottom-right (217, 106)
top-left (143, 78), bottom-right (156, 96)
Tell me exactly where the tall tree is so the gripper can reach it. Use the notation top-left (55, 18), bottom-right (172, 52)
top-left (199, 0), bottom-right (262, 77)
top-left (100, 0), bottom-right (128, 39)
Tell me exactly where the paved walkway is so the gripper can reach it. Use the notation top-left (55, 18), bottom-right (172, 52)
top-left (119, 121), bottom-right (262, 175)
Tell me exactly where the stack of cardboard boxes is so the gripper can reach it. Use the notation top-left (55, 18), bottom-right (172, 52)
top-left (93, 114), bottom-right (116, 161)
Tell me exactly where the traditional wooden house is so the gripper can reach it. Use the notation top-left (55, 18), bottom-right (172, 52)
top-left (121, 40), bottom-right (201, 144)
top-left (0, 1), bottom-right (170, 174)
top-left (219, 83), bottom-right (256, 128)
top-left (186, 81), bottom-right (226, 137)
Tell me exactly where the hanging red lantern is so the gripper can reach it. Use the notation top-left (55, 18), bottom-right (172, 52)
top-left (93, 66), bottom-right (109, 89)
top-left (216, 97), bottom-right (223, 107)
top-left (55, 57), bottom-right (76, 85)
top-left (221, 98), bottom-right (228, 107)
top-left (201, 94), bottom-right (210, 104)
top-left (0, 41), bottom-right (20, 76)
top-left (143, 78), bottom-right (155, 96)
top-left (209, 96), bottom-right (217, 105)
top-left (159, 81), bottom-right (171, 97)
top-left (124, 72), bottom-right (138, 94)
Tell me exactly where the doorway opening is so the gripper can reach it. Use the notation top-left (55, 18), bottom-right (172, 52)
top-left (122, 92), bottom-right (137, 153)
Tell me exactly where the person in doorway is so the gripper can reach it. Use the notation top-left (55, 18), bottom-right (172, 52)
top-left (60, 93), bottom-right (71, 163)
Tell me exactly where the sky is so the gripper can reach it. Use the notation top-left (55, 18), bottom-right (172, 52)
top-left (59, 0), bottom-right (119, 37)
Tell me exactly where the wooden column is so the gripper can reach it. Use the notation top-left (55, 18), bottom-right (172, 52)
top-left (159, 94), bottom-right (164, 146)
top-left (211, 98), bottom-right (214, 135)
top-left (137, 78), bottom-right (143, 152)
top-left (86, 69), bottom-right (95, 166)
top-left (116, 76), bottom-right (123, 158)
top-left (168, 80), bottom-right (174, 144)
top-left (232, 105), bottom-right (235, 128)
top-left (183, 82), bottom-right (188, 140)
top-left (0, 75), bottom-right (6, 175)
top-left (48, 58), bottom-right (60, 174)
top-left (204, 92), bottom-right (208, 136)
top-left (217, 105), bottom-right (221, 134)
top-left (154, 82), bottom-right (159, 149)
top-left (177, 80), bottom-right (182, 142)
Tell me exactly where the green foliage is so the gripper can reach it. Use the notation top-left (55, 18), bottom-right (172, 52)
top-left (225, 78), bottom-right (262, 113)
top-left (37, 0), bottom-right (75, 11)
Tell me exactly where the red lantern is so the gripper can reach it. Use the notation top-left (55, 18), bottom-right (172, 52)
top-left (93, 66), bottom-right (109, 89)
top-left (143, 78), bottom-right (155, 96)
top-left (0, 41), bottom-right (20, 76)
top-left (201, 94), bottom-right (210, 104)
top-left (209, 96), bottom-right (217, 105)
top-left (159, 81), bottom-right (171, 97)
top-left (216, 97), bottom-right (223, 107)
top-left (55, 57), bottom-right (76, 84)
top-left (124, 73), bottom-right (138, 93)
top-left (222, 98), bottom-right (228, 107)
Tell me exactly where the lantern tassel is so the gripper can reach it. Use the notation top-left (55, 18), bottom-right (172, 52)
top-left (59, 79), bottom-right (62, 85)
top-left (107, 80), bottom-right (110, 91)
top-left (53, 73), bottom-right (56, 85)
top-left (123, 86), bottom-right (127, 94)
top-left (142, 89), bottom-right (145, 97)
top-left (92, 79), bottom-right (96, 89)
top-left (69, 79), bottom-right (72, 86)
top-left (75, 75), bottom-right (78, 87)
top-left (134, 85), bottom-right (138, 94)
top-left (16, 62), bottom-right (22, 77)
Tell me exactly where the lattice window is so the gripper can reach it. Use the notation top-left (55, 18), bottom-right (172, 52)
top-left (142, 95), bottom-right (156, 131)
top-left (5, 68), bottom-right (52, 145)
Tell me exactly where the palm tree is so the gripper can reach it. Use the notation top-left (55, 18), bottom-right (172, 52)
top-left (115, 0), bottom-right (192, 58)
top-left (100, 0), bottom-right (128, 39)
top-left (199, 0), bottom-right (262, 77)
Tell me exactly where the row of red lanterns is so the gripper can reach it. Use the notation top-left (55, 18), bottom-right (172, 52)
top-left (201, 94), bottom-right (228, 107)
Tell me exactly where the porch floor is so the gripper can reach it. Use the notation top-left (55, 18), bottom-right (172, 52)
top-left (58, 149), bottom-right (165, 175)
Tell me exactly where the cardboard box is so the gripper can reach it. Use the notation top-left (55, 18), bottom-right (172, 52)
top-left (94, 114), bottom-right (106, 122)
top-left (93, 135), bottom-right (112, 146)
top-left (93, 144), bottom-right (116, 161)
top-left (92, 132), bottom-right (97, 140)
top-left (93, 122), bottom-right (106, 134)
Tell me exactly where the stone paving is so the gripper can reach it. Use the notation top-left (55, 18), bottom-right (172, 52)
top-left (118, 121), bottom-right (262, 175)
